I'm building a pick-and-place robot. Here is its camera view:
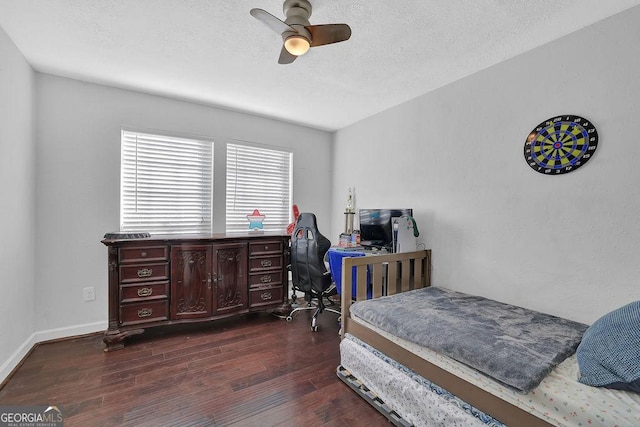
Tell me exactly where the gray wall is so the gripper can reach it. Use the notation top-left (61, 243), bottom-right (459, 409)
top-left (331, 7), bottom-right (640, 324)
top-left (0, 27), bottom-right (36, 380)
top-left (0, 69), bottom-right (333, 382)
top-left (0, 71), bottom-right (332, 381)
top-left (33, 74), bottom-right (333, 334)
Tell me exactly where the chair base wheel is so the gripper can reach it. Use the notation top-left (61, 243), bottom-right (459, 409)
top-left (311, 325), bottom-right (318, 332)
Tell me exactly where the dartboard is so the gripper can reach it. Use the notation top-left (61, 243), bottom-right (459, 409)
top-left (524, 115), bottom-right (598, 175)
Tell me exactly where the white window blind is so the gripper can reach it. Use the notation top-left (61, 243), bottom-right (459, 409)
top-left (226, 143), bottom-right (292, 232)
top-left (121, 130), bottom-right (213, 235)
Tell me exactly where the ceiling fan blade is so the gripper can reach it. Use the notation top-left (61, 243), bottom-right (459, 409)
top-left (307, 24), bottom-right (352, 47)
top-left (250, 8), bottom-right (296, 35)
top-left (278, 45), bottom-right (297, 64)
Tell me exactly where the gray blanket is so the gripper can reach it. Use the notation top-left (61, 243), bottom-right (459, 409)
top-left (350, 287), bottom-right (588, 393)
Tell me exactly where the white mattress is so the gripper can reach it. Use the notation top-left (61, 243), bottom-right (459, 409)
top-left (351, 316), bottom-right (640, 427)
top-left (341, 335), bottom-right (504, 427)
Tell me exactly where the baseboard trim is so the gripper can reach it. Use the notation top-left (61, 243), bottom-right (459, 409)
top-left (0, 321), bottom-right (105, 387)
top-left (33, 321), bottom-right (105, 344)
top-left (0, 332), bottom-right (37, 389)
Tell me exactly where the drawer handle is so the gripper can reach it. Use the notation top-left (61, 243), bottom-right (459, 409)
top-left (137, 287), bottom-right (153, 297)
top-left (137, 268), bottom-right (153, 278)
top-left (141, 251), bottom-right (148, 258)
top-left (260, 275), bottom-right (272, 283)
top-left (264, 245), bottom-right (269, 250)
top-left (261, 259), bottom-right (272, 268)
top-left (260, 292), bottom-right (272, 301)
top-left (138, 308), bottom-right (153, 318)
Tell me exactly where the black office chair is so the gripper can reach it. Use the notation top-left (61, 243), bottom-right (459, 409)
top-left (286, 213), bottom-right (340, 331)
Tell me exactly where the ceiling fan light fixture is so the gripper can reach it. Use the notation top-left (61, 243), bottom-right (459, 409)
top-left (251, 1), bottom-right (351, 64)
top-left (284, 35), bottom-right (310, 56)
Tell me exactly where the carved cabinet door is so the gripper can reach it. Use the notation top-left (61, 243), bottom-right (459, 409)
top-left (170, 245), bottom-right (213, 319)
top-left (212, 242), bottom-right (248, 315)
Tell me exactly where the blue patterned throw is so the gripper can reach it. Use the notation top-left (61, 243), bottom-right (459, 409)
top-left (577, 300), bottom-right (640, 392)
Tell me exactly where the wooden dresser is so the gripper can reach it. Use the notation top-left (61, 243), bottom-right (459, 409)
top-left (102, 232), bottom-right (290, 351)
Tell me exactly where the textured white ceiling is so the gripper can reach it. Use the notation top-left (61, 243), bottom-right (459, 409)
top-left (1, 0), bottom-right (639, 131)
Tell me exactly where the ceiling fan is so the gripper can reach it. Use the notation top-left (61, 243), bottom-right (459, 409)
top-left (250, 0), bottom-right (352, 64)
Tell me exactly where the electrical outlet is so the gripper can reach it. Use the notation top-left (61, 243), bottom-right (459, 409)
top-left (83, 287), bottom-right (96, 302)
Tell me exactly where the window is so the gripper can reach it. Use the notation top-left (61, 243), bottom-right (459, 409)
top-left (226, 143), bottom-right (292, 232)
top-left (121, 129), bottom-right (213, 234)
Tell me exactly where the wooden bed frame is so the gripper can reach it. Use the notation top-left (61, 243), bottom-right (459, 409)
top-left (338, 249), bottom-right (552, 427)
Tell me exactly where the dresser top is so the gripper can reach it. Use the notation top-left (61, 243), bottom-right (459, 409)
top-left (101, 231), bottom-right (290, 246)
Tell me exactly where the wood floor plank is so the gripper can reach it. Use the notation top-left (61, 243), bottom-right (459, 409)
top-left (0, 311), bottom-right (389, 426)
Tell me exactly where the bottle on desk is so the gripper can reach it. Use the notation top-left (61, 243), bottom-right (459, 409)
top-left (338, 231), bottom-right (361, 248)
top-left (351, 230), bottom-right (360, 246)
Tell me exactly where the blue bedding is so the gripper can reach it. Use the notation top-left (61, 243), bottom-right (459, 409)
top-left (350, 286), bottom-right (588, 393)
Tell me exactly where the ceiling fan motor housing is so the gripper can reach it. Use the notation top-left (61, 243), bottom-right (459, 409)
top-left (283, 0), bottom-right (312, 19)
top-left (283, 0), bottom-right (312, 42)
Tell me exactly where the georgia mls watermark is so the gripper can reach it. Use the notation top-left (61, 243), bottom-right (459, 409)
top-left (0, 406), bottom-right (63, 427)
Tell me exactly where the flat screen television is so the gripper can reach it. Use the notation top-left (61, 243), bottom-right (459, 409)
top-left (358, 208), bottom-right (413, 249)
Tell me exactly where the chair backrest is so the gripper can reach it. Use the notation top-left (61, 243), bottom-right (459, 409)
top-left (290, 213), bottom-right (332, 294)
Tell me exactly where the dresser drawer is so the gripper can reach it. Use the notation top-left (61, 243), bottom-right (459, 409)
top-left (120, 281), bottom-right (169, 303)
top-left (249, 240), bottom-right (284, 256)
top-left (249, 271), bottom-right (283, 288)
top-left (248, 255), bottom-right (283, 272)
top-left (120, 262), bottom-right (169, 283)
top-left (119, 245), bottom-right (169, 264)
top-left (120, 300), bottom-right (169, 326)
top-left (249, 286), bottom-right (283, 308)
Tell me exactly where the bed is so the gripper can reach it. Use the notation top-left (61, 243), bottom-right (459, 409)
top-left (337, 250), bottom-right (640, 426)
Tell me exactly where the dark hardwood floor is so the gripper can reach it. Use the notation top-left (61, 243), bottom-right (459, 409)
top-left (0, 309), bottom-right (390, 427)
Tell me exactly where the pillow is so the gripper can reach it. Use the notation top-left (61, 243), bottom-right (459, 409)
top-left (576, 300), bottom-right (640, 392)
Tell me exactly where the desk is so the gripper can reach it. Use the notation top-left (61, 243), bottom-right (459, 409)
top-left (327, 248), bottom-right (372, 299)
